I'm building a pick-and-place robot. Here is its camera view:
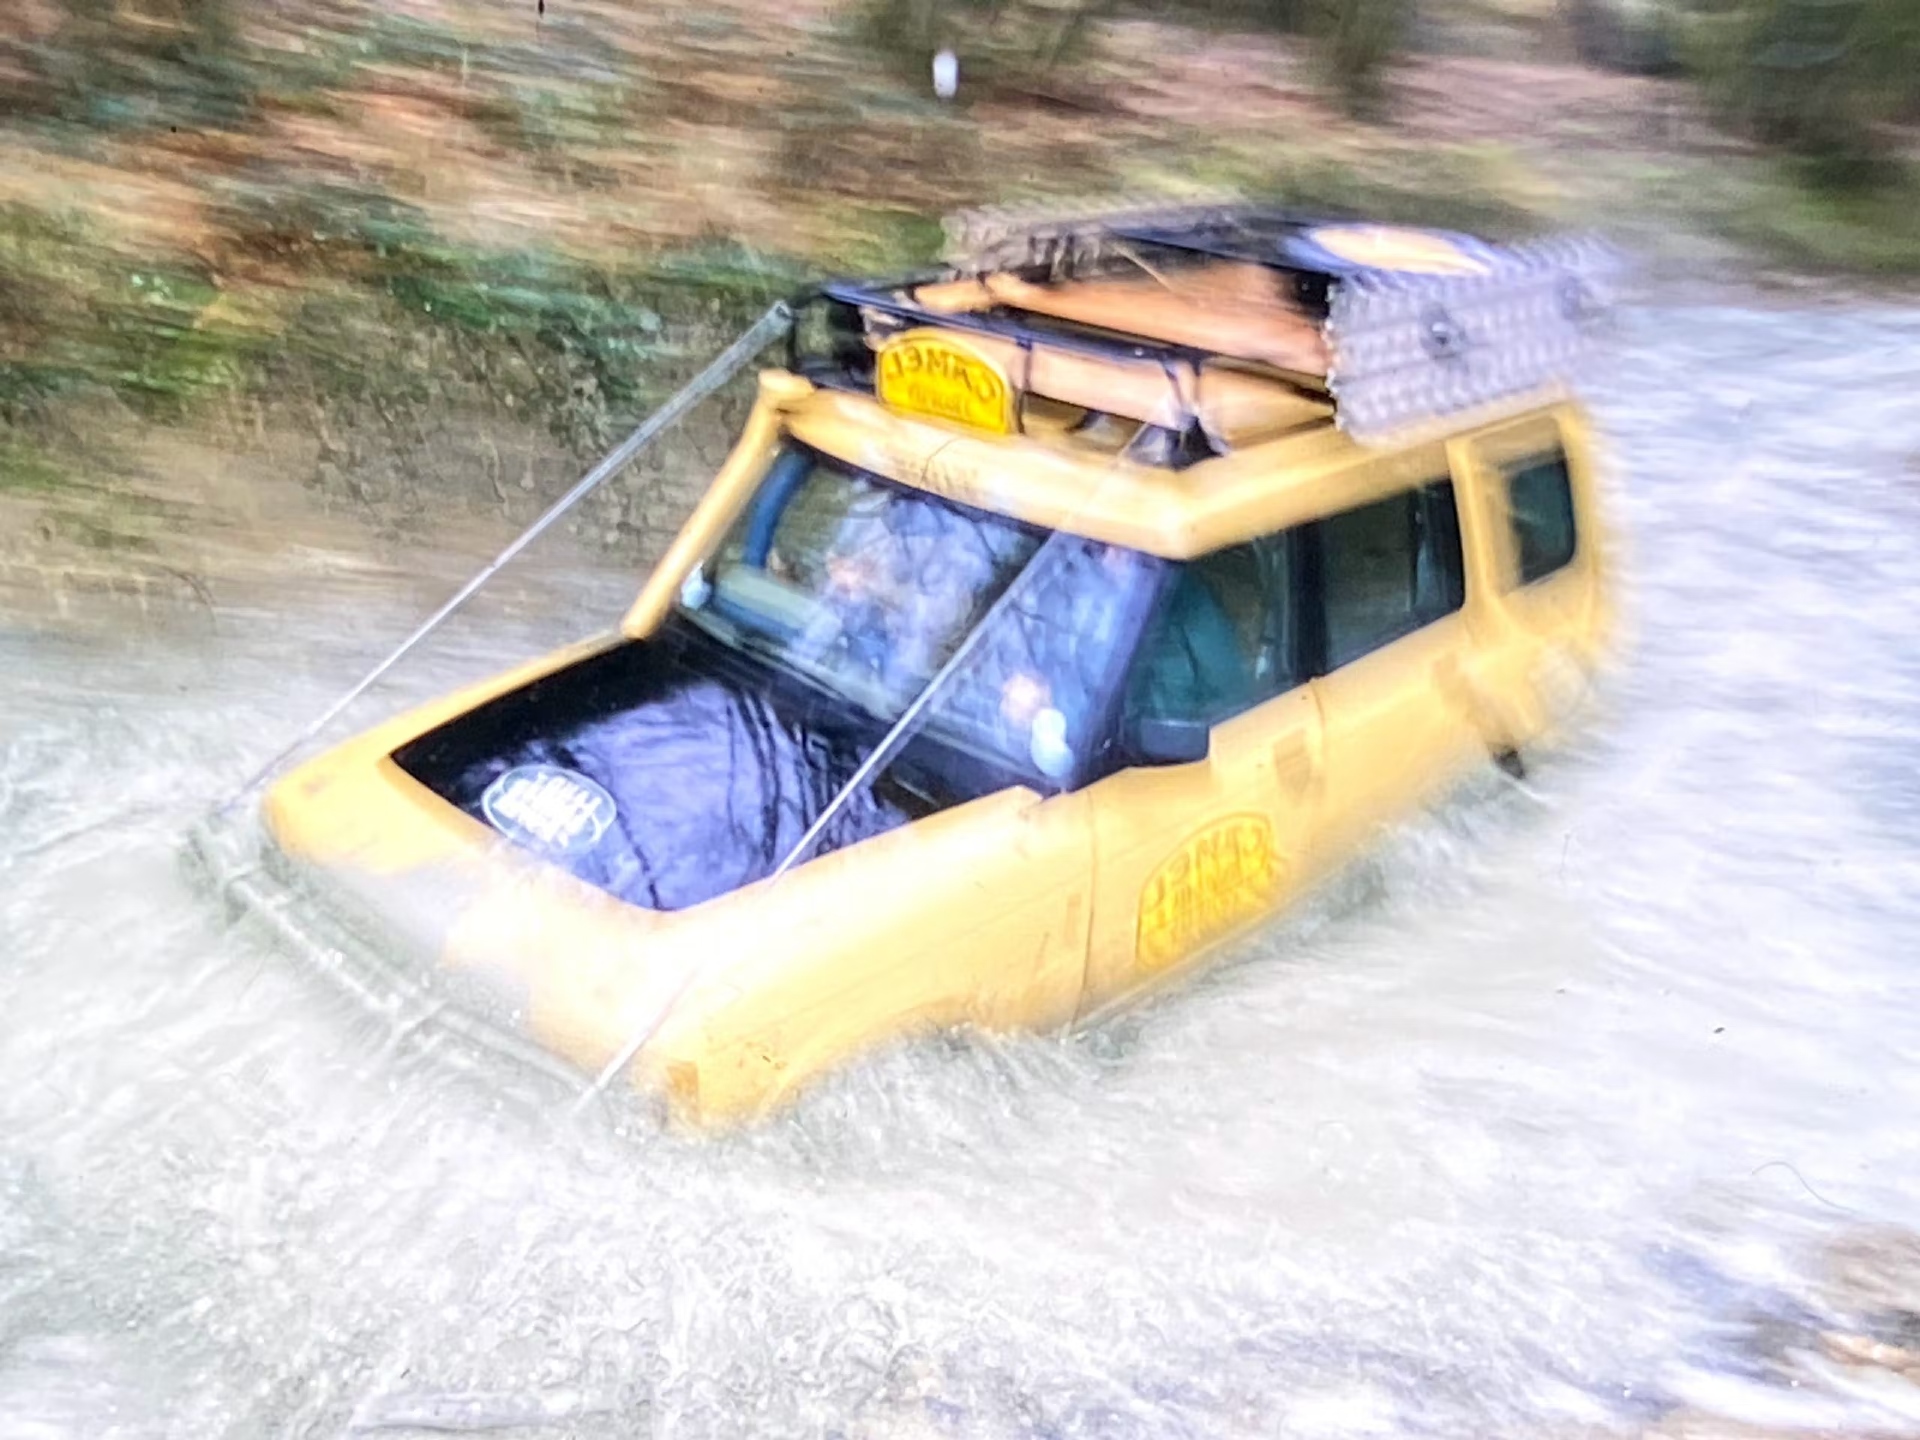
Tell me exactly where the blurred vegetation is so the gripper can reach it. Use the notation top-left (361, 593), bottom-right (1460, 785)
top-left (861, 0), bottom-right (1107, 95)
top-left (1563, 0), bottom-right (1682, 72)
top-left (10, 0), bottom-right (250, 130)
top-left (1675, 0), bottom-right (1920, 188)
top-left (1306, 0), bottom-right (1416, 115)
top-left (864, 0), bottom-right (1415, 114)
top-left (0, 0), bottom-right (1915, 540)
top-left (0, 192), bottom-right (800, 453)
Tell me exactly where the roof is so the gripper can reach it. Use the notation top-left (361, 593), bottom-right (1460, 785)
top-left (773, 372), bottom-right (1575, 562)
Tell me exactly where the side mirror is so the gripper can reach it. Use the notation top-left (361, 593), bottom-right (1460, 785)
top-left (1126, 715), bottom-right (1211, 766)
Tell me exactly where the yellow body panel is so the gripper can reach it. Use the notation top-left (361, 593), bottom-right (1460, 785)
top-left (262, 365), bottom-right (1613, 1129)
top-left (1079, 686), bottom-right (1330, 1016)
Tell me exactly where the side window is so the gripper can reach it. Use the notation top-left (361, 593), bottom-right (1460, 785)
top-left (1316, 480), bottom-right (1464, 669)
top-left (1124, 536), bottom-right (1300, 728)
top-left (928, 536), bottom-right (1161, 783)
top-left (1503, 450), bottom-right (1578, 585)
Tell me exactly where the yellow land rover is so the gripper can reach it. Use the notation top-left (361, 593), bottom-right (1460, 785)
top-left (229, 204), bottom-right (1620, 1126)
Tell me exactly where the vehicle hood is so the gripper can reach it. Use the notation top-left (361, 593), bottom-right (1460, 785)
top-left (389, 624), bottom-right (915, 912)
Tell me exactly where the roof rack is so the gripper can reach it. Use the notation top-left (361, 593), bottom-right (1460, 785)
top-left (791, 197), bottom-right (1623, 451)
top-left (1323, 230), bottom-right (1623, 441)
top-left (940, 191), bottom-right (1281, 283)
top-left (935, 197), bottom-right (1625, 444)
top-left (789, 280), bottom-right (1237, 467)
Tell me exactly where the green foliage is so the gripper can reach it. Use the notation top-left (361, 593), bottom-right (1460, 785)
top-left (4, 0), bottom-right (1917, 532)
top-left (858, 0), bottom-right (1113, 92)
top-left (818, 207), bottom-right (947, 276)
top-left (1563, 0), bottom-right (1682, 75)
top-left (1679, 0), bottom-right (1920, 188)
top-left (1667, 153), bottom-right (1920, 272)
top-left (0, 436), bottom-right (70, 494)
top-left (0, 181), bottom-right (811, 460)
top-left (1104, 0), bottom-right (1309, 32)
top-left (36, 0), bottom-right (255, 132)
top-left (1145, 142), bottom-right (1542, 239)
top-left (1274, 151), bottom-right (1538, 233)
top-left (862, 0), bottom-right (1411, 116)
top-left (1306, 0), bottom-right (1416, 116)
top-left (0, 202), bottom-right (254, 420)
top-left (247, 226), bottom-right (808, 457)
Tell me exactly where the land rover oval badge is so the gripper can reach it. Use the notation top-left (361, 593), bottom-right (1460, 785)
top-left (481, 764), bottom-right (617, 857)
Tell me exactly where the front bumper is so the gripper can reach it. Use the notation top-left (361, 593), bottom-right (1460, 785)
top-left (180, 806), bottom-right (599, 1099)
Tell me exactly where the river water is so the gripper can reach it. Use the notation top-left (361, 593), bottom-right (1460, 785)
top-left (3, 294), bottom-right (1920, 1440)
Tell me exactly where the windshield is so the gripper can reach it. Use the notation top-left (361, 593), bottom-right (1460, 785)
top-left (676, 443), bottom-right (1162, 785)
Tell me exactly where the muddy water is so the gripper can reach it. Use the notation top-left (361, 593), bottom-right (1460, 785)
top-left (4, 295), bottom-right (1920, 1440)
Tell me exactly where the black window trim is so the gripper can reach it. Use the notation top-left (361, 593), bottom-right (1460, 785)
top-left (1502, 447), bottom-right (1580, 589)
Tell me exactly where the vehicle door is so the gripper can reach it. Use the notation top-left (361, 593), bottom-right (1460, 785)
top-left (1452, 408), bottom-right (1609, 739)
top-left (1300, 454), bottom-right (1492, 860)
top-left (1078, 532), bottom-right (1328, 1016)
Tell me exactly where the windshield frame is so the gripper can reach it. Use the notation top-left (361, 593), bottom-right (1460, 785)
top-left (673, 439), bottom-right (1167, 794)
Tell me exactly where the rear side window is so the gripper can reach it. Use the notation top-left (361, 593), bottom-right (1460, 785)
top-left (1316, 480), bottom-right (1465, 669)
top-left (1505, 451), bottom-right (1578, 585)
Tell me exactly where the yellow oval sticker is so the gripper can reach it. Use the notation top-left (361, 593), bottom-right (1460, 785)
top-left (1137, 814), bottom-right (1282, 971)
top-left (876, 330), bottom-right (1015, 435)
